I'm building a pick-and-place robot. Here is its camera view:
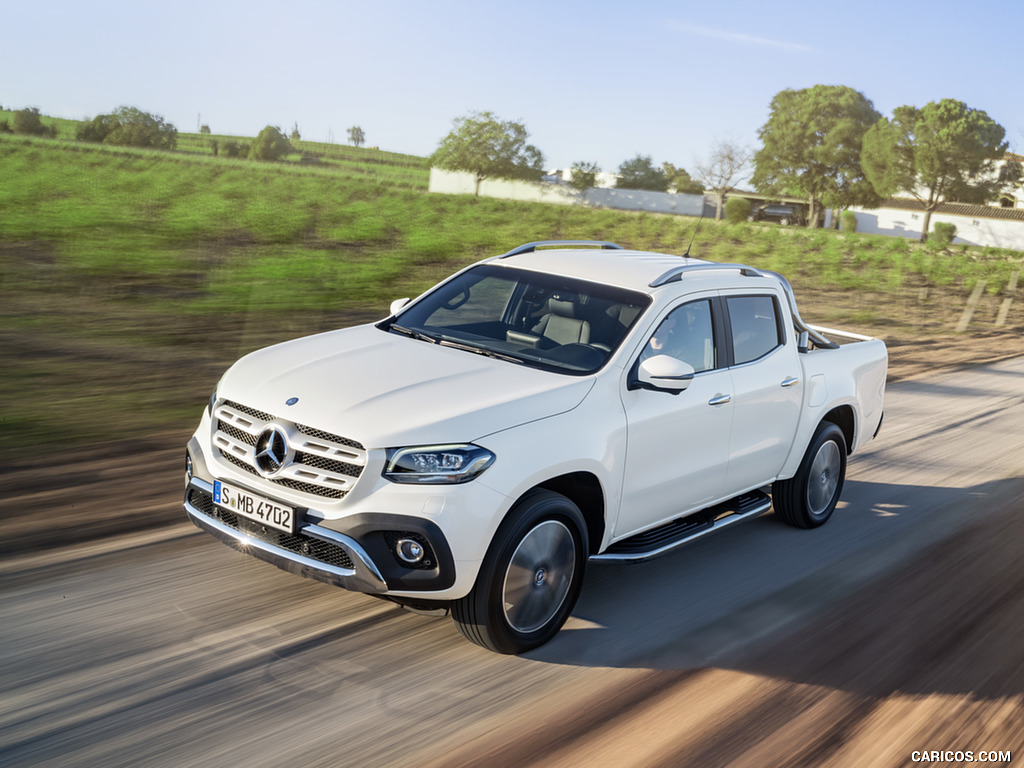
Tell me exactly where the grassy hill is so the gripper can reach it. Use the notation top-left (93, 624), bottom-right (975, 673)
top-left (0, 107), bottom-right (81, 138)
top-left (174, 132), bottom-right (430, 189)
top-left (2, 131), bottom-right (1023, 454)
top-left (0, 107), bottom-right (431, 187)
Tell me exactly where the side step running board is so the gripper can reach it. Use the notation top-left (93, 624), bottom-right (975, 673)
top-left (591, 490), bottom-right (772, 564)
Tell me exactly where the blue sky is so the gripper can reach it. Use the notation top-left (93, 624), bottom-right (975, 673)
top-left (5, 0), bottom-right (1022, 174)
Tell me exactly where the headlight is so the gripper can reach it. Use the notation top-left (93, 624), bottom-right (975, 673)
top-left (384, 444), bottom-right (495, 484)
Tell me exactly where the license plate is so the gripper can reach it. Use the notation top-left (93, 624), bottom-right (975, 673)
top-left (214, 480), bottom-right (296, 534)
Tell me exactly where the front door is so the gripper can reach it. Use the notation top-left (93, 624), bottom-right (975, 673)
top-left (617, 298), bottom-right (733, 537)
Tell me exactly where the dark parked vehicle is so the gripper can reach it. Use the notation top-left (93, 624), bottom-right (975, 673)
top-left (752, 204), bottom-right (804, 226)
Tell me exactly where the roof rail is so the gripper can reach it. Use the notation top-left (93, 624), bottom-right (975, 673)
top-left (650, 262), bottom-right (762, 287)
top-left (498, 240), bottom-right (624, 258)
top-left (650, 262), bottom-right (839, 349)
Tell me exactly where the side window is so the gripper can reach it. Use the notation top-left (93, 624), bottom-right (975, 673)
top-left (727, 295), bottom-right (783, 365)
top-left (640, 299), bottom-right (716, 372)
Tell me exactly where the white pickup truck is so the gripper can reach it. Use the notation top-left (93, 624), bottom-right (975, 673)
top-left (184, 241), bottom-right (887, 653)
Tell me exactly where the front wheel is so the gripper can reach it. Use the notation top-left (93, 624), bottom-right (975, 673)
top-left (773, 421), bottom-right (847, 528)
top-left (452, 489), bottom-right (587, 654)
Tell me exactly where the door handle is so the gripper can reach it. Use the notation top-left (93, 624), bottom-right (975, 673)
top-left (781, 376), bottom-right (800, 388)
top-left (708, 394), bottom-right (732, 406)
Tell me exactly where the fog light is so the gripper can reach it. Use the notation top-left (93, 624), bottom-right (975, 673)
top-left (186, 453), bottom-right (193, 483)
top-left (395, 538), bottom-right (425, 564)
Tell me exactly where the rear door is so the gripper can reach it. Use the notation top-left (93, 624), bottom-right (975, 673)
top-left (721, 292), bottom-right (803, 492)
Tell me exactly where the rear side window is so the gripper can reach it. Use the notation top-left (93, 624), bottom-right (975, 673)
top-left (727, 295), bottom-right (783, 365)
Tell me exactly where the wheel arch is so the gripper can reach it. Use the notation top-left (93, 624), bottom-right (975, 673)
top-left (452, 480), bottom-right (594, 653)
top-left (534, 472), bottom-right (605, 556)
top-left (823, 404), bottom-right (856, 455)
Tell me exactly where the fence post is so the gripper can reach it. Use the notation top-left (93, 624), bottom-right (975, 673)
top-left (995, 270), bottom-right (1020, 328)
top-left (955, 280), bottom-right (988, 333)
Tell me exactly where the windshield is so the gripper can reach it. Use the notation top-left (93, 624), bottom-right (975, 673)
top-left (381, 264), bottom-right (651, 374)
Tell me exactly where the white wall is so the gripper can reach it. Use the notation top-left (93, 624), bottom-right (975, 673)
top-left (428, 168), bottom-right (705, 217)
top-left (827, 206), bottom-right (1024, 251)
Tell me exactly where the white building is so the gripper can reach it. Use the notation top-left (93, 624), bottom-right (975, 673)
top-left (828, 199), bottom-right (1024, 250)
top-left (829, 152), bottom-right (1024, 249)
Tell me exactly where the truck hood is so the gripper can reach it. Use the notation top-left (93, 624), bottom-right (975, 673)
top-left (218, 324), bottom-right (595, 447)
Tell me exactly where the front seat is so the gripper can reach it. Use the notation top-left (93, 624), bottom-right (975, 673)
top-left (532, 296), bottom-right (591, 346)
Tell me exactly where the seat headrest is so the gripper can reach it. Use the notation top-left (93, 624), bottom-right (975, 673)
top-left (548, 297), bottom-right (578, 318)
top-left (606, 303), bottom-right (640, 326)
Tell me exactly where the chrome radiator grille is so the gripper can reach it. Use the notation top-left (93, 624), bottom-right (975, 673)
top-left (213, 400), bottom-right (366, 500)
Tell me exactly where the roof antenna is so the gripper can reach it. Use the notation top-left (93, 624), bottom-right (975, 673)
top-left (682, 210), bottom-right (705, 259)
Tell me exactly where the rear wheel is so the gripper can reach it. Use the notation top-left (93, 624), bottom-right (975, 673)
top-left (773, 421), bottom-right (847, 528)
top-left (452, 489), bottom-right (587, 654)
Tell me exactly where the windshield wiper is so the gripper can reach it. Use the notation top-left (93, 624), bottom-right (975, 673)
top-left (389, 324), bottom-right (440, 344)
top-left (391, 324), bottom-right (522, 364)
top-left (438, 339), bottom-right (524, 364)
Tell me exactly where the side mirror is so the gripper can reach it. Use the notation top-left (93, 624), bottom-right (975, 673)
top-left (797, 330), bottom-right (809, 354)
top-left (389, 297), bottom-right (411, 316)
top-left (635, 355), bottom-right (695, 393)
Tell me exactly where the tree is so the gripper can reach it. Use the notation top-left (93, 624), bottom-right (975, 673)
top-left (998, 155), bottom-right (1022, 207)
top-left (290, 122), bottom-right (301, 141)
top-left (76, 113), bottom-right (117, 143)
top-left (200, 124), bottom-right (211, 134)
top-left (430, 111), bottom-right (544, 196)
top-left (615, 155), bottom-right (668, 191)
top-left (347, 125), bottom-right (365, 147)
top-left (752, 85), bottom-right (881, 228)
top-left (76, 106), bottom-right (177, 149)
top-left (862, 99), bottom-right (1007, 240)
top-left (932, 222), bottom-right (957, 246)
top-left (695, 139), bottom-right (753, 220)
top-left (221, 140), bottom-right (248, 158)
top-left (13, 107), bottom-right (55, 137)
top-left (249, 125), bottom-right (291, 161)
top-left (724, 196), bottom-right (752, 224)
top-left (661, 162), bottom-right (703, 195)
top-left (567, 161), bottom-right (600, 198)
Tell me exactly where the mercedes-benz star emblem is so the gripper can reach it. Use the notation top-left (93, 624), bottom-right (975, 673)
top-left (254, 426), bottom-right (290, 476)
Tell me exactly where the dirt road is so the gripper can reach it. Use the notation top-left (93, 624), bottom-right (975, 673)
top-left (2, 356), bottom-right (1023, 767)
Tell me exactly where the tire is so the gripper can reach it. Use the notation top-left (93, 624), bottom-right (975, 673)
top-left (773, 421), bottom-right (847, 529)
top-left (779, 216), bottom-right (790, 226)
top-left (452, 489), bottom-right (587, 654)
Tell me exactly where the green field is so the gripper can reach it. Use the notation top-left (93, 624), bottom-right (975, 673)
top-left (174, 133), bottom-right (430, 189)
top-left (0, 107), bottom-right (81, 139)
top-left (0, 108), bottom-right (431, 188)
top-left (2, 131), bottom-right (1023, 457)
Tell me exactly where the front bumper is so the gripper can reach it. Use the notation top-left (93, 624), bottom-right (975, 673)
top-left (185, 477), bottom-right (389, 594)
